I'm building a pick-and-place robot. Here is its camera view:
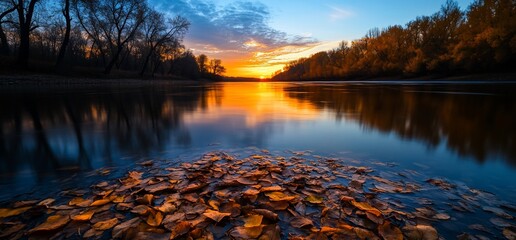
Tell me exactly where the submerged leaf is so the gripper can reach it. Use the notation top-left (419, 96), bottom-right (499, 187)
top-left (112, 217), bottom-right (141, 238)
top-left (244, 214), bottom-right (263, 227)
top-left (92, 218), bottom-right (119, 231)
top-left (28, 215), bottom-right (70, 234)
top-left (290, 216), bottom-right (314, 228)
top-left (203, 209), bottom-right (231, 223)
top-left (305, 195), bottom-right (323, 204)
top-left (351, 200), bottom-right (382, 217)
top-left (379, 221), bottom-right (403, 240)
top-left (0, 207), bottom-right (31, 218)
top-left (170, 221), bottom-right (192, 239)
top-left (71, 210), bottom-right (95, 221)
top-left (229, 226), bottom-right (264, 239)
top-left (402, 225), bottom-right (438, 240)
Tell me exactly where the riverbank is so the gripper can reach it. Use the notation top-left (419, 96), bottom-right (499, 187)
top-left (0, 151), bottom-right (514, 239)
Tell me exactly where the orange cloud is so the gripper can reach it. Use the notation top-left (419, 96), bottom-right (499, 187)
top-left (190, 40), bottom-right (342, 78)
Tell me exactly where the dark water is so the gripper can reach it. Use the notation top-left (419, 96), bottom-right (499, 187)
top-left (1, 81), bottom-right (515, 206)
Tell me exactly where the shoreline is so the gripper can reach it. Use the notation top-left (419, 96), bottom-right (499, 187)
top-left (0, 72), bottom-right (515, 87)
top-left (0, 150), bottom-right (513, 239)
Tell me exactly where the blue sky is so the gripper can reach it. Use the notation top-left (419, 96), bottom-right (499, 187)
top-left (150, 0), bottom-right (475, 77)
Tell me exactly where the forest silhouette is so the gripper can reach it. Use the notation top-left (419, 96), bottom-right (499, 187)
top-left (273, 0), bottom-right (515, 81)
top-left (0, 0), bottom-right (225, 79)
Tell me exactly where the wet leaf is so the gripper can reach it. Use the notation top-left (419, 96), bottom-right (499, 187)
top-left (252, 209), bottom-right (278, 221)
top-left (203, 209), bottom-right (231, 223)
top-left (90, 198), bottom-right (112, 207)
top-left (208, 200), bottom-right (220, 210)
top-left (0, 223), bottom-right (26, 238)
top-left (155, 202), bottom-right (176, 213)
top-left (83, 229), bottom-right (102, 238)
top-left (290, 216), bottom-right (313, 228)
top-left (0, 207), bottom-right (31, 218)
top-left (269, 200), bottom-right (289, 210)
top-left (351, 200), bottom-right (382, 217)
top-left (128, 171), bottom-right (143, 180)
top-left (112, 217), bottom-right (141, 238)
top-left (503, 227), bottom-right (516, 240)
top-left (180, 182), bottom-right (207, 193)
top-left (136, 194), bottom-right (154, 205)
top-left (229, 226), bottom-right (264, 239)
top-left (170, 221), bottom-right (192, 239)
top-left (131, 205), bottom-right (151, 215)
top-left (402, 225), bottom-right (438, 240)
top-left (38, 198), bottom-right (56, 206)
top-left (305, 195), bottom-right (323, 204)
top-left (259, 224), bottom-right (281, 240)
top-left (354, 227), bottom-right (380, 240)
top-left (243, 188), bottom-right (260, 196)
top-left (28, 214), bottom-right (70, 234)
top-left (265, 192), bottom-right (297, 202)
top-left (71, 210), bottom-right (95, 221)
top-left (433, 213), bottom-right (451, 220)
top-left (92, 217), bottom-right (119, 231)
top-left (261, 185), bottom-right (283, 192)
top-left (146, 211), bottom-right (164, 227)
top-left (379, 221), bottom-right (403, 240)
top-left (244, 214), bottom-right (263, 227)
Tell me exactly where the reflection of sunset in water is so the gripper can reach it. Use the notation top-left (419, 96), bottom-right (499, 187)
top-left (185, 82), bottom-right (319, 127)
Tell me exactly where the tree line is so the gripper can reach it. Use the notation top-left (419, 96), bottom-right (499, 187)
top-left (272, 0), bottom-right (515, 81)
top-left (0, 0), bottom-right (225, 79)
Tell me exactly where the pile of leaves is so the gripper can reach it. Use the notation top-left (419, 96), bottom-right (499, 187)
top-left (0, 151), bottom-right (514, 239)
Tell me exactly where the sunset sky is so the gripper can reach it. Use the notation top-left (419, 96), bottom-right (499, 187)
top-left (151, 0), bottom-right (475, 78)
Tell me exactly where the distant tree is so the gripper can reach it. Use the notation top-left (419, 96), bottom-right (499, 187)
top-left (209, 59), bottom-right (225, 75)
top-left (139, 9), bottom-right (189, 76)
top-left (55, 0), bottom-right (71, 71)
top-left (74, 0), bottom-right (146, 74)
top-left (197, 54), bottom-right (207, 74)
top-left (169, 50), bottom-right (200, 79)
top-left (0, 0), bottom-right (17, 56)
top-left (13, 0), bottom-right (41, 68)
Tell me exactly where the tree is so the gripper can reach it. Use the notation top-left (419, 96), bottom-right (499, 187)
top-left (0, 0), bottom-right (17, 56)
top-left (209, 59), bottom-right (225, 75)
top-left (139, 9), bottom-right (189, 76)
top-left (74, 0), bottom-right (146, 74)
top-left (14, 0), bottom-right (41, 68)
top-left (55, 0), bottom-right (71, 71)
top-left (197, 54), bottom-right (207, 74)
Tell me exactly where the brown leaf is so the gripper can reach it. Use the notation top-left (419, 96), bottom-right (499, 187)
top-left (259, 224), bottom-right (281, 240)
top-left (180, 182), bottom-right (207, 193)
top-left (402, 225), bottom-right (438, 240)
top-left (290, 216), bottom-right (313, 228)
top-left (351, 200), bottom-right (382, 217)
top-left (265, 192), bottom-right (297, 202)
top-left (244, 214), bottom-right (263, 227)
top-left (38, 198), bottom-right (56, 206)
top-left (208, 200), bottom-right (220, 210)
top-left (83, 229), bottom-right (102, 238)
top-left (354, 227), bottom-right (380, 240)
top-left (243, 188), bottom-right (260, 196)
top-left (147, 211), bottom-right (164, 227)
top-left (112, 217), bottom-right (141, 238)
top-left (378, 221), bottom-right (403, 240)
top-left (131, 205), bottom-right (151, 215)
top-left (203, 209), bottom-right (231, 223)
top-left (252, 209), bottom-right (278, 221)
top-left (0, 223), bottom-right (26, 238)
top-left (136, 194), bottom-right (154, 205)
top-left (28, 215), bottom-right (70, 234)
top-left (90, 198), bottom-right (112, 207)
top-left (155, 202), bottom-right (176, 213)
top-left (220, 202), bottom-right (241, 217)
top-left (145, 182), bottom-right (172, 194)
top-left (269, 200), bottom-right (289, 210)
top-left (229, 226), bottom-right (264, 239)
top-left (433, 213), bottom-right (451, 220)
top-left (92, 218), bottom-right (119, 231)
top-left (170, 221), bottom-right (192, 239)
top-left (305, 195), bottom-right (323, 204)
top-left (261, 185), bottom-right (283, 192)
top-left (128, 171), bottom-right (143, 180)
top-left (163, 212), bottom-right (186, 229)
top-left (503, 227), bottom-right (516, 240)
top-left (71, 210), bottom-right (95, 221)
top-left (0, 207), bottom-right (31, 218)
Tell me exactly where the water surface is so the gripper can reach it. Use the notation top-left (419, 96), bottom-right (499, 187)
top-left (1, 81), bottom-right (515, 204)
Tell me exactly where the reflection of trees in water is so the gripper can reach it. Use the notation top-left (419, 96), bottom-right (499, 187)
top-left (285, 84), bottom-right (516, 164)
top-left (0, 84), bottom-right (219, 180)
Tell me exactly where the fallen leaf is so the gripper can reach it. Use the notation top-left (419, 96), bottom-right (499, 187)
top-left (28, 215), bottom-right (70, 234)
top-left (261, 186), bottom-right (283, 192)
top-left (112, 217), bottom-right (141, 238)
top-left (203, 209), bottom-right (231, 223)
top-left (146, 211), bottom-right (164, 227)
top-left (305, 195), bottom-right (323, 204)
top-left (83, 229), bottom-right (102, 238)
top-left (290, 216), bottom-right (313, 228)
top-left (379, 221), bottom-right (403, 240)
top-left (155, 202), bottom-right (176, 213)
top-left (354, 227), bottom-right (380, 240)
top-left (433, 213), bottom-right (450, 220)
top-left (402, 225), bottom-right (438, 240)
top-left (170, 221), bottom-right (192, 239)
top-left (0, 224), bottom-right (26, 238)
top-left (244, 214), bottom-right (263, 227)
top-left (252, 209), bottom-right (278, 221)
top-left (90, 198), bottom-right (112, 207)
top-left (229, 226), bottom-right (264, 239)
top-left (0, 207), bottom-right (31, 218)
top-left (503, 227), bottom-right (516, 240)
top-left (351, 200), bottom-right (382, 217)
top-left (131, 205), bottom-right (151, 215)
top-left (208, 200), bottom-right (220, 210)
top-left (38, 198), bottom-right (56, 206)
top-left (265, 192), bottom-right (297, 202)
top-left (92, 218), bottom-right (119, 231)
top-left (71, 210), bottom-right (95, 221)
